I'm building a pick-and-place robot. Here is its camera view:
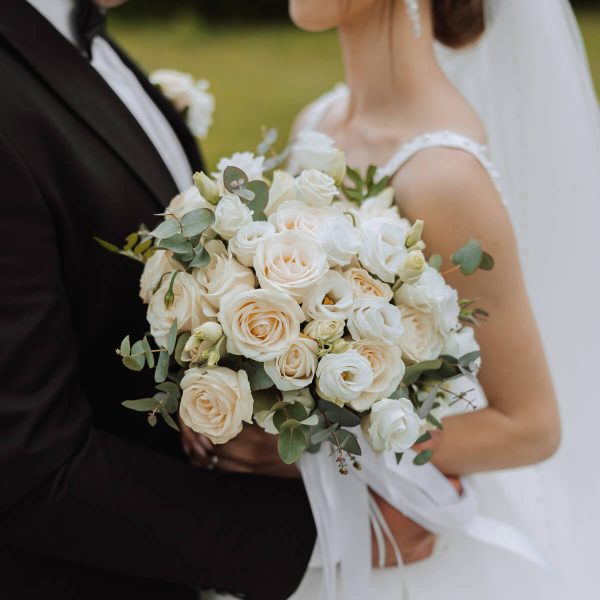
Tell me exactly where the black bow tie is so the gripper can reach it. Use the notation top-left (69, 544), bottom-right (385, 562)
top-left (73, 1), bottom-right (107, 60)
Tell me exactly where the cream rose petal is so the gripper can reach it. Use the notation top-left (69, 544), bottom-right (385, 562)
top-left (264, 337), bottom-right (319, 391)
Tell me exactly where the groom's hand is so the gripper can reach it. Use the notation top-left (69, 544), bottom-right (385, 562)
top-left (180, 421), bottom-right (301, 479)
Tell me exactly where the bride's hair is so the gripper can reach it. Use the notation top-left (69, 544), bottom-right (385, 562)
top-left (432, 0), bottom-right (485, 48)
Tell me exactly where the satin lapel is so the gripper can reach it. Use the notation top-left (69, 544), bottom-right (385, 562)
top-left (0, 0), bottom-right (177, 210)
top-left (108, 38), bottom-right (206, 175)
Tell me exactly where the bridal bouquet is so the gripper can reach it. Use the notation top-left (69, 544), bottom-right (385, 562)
top-left (98, 129), bottom-right (492, 472)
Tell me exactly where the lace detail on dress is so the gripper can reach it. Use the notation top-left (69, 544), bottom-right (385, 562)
top-left (299, 85), bottom-right (507, 205)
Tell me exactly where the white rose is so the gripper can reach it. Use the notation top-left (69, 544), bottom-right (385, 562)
top-left (394, 266), bottom-right (460, 334)
top-left (350, 341), bottom-right (405, 411)
top-left (342, 267), bottom-right (393, 302)
top-left (167, 186), bottom-right (215, 220)
top-left (150, 69), bottom-right (195, 111)
top-left (367, 397), bottom-right (421, 453)
top-left (302, 270), bottom-right (354, 321)
top-left (186, 81), bottom-right (215, 139)
top-left (229, 221), bottom-right (275, 268)
top-left (265, 170), bottom-right (297, 216)
top-left (254, 230), bottom-right (329, 301)
top-left (349, 188), bottom-right (404, 227)
top-left (194, 240), bottom-right (255, 318)
top-left (303, 319), bottom-right (345, 343)
top-left (255, 388), bottom-right (315, 435)
top-left (316, 216), bottom-right (360, 267)
top-left (139, 250), bottom-right (183, 304)
top-left (397, 306), bottom-right (444, 363)
top-left (264, 336), bottom-right (319, 391)
top-left (288, 131), bottom-right (344, 179)
top-left (212, 194), bottom-right (253, 240)
top-left (218, 288), bottom-right (306, 362)
top-left (359, 219), bottom-right (410, 283)
top-left (347, 298), bottom-right (404, 345)
top-left (147, 272), bottom-right (207, 348)
top-left (179, 367), bottom-right (253, 444)
top-left (295, 169), bottom-right (337, 207)
top-left (215, 151), bottom-right (264, 188)
top-left (268, 200), bottom-right (336, 238)
top-left (398, 250), bottom-right (427, 285)
top-left (316, 350), bottom-right (374, 406)
top-left (442, 327), bottom-right (480, 361)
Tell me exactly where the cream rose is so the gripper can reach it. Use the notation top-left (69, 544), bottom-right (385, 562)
top-left (218, 288), bottom-right (306, 362)
top-left (288, 131), bottom-right (345, 179)
top-left (397, 306), bottom-right (444, 363)
top-left (303, 319), bottom-right (345, 343)
top-left (139, 250), bottom-right (183, 304)
top-left (316, 216), bottom-right (360, 267)
top-left (342, 267), bottom-right (393, 302)
top-left (179, 367), bottom-right (253, 444)
top-left (147, 272), bottom-right (207, 348)
top-left (268, 201), bottom-right (336, 237)
top-left (167, 186), bottom-right (215, 220)
top-left (349, 341), bottom-right (405, 411)
top-left (349, 188), bottom-right (404, 227)
top-left (302, 270), bottom-right (354, 321)
top-left (265, 170), bottom-right (297, 216)
top-left (394, 266), bottom-right (460, 334)
top-left (359, 219), bottom-right (410, 283)
top-left (316, 350), bottom-right (374, 406)
top-left (254, 230), bottom-right (329, 301)
top-left (347, 298), bottom-right (404, 345)
top-left (367, 397), bottom-right (421, 453)
top-left (228, 221), bottom-right (276, 268)
top-left (295, 169), bottom-right (337, 207)
top-left (193, 240), bottom-right (255, 318)
top-left (212, 194), bottom-right (253, 240)
top-left (264, 336), bottom-right (319, 391)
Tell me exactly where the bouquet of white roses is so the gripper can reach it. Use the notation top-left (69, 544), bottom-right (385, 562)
top-left (98, 128), bottom-right (492, 472)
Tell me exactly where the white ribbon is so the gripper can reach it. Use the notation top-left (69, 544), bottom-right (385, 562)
top-left (299, 427), bottom-right (546, 600)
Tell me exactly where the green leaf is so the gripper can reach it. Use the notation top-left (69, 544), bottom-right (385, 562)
top-left (141, 336), bottom-right (155, 369)
top-left (395, 452), bottom-right (404, 465)
top-left (413, 449), bottom-right (433, 465)
top-left (311, 422), bottom-right (339, 445)
top-left (277, 421), bottom-right (309, 464)
top-left (154, 349), bottom-right (170, 383)
top-left (223, 166), bottom-right (249, 192)
top-left (174, 332), bottom-right (191, 367)
top-left (122, 356), bottom-right (143, 371)
top-left (157, 234), bottom-right (192, 254)
top-left (245, 180), bottom-right (269, 221)
top-left (181, 208), bottom-right (215, 238)
top-left (156, 381), bottom-right (181, 400)
top-left (368, 176), bottom-right (389, 197)
top-left (418, 385), bottom-right (440, 419)
top-left (166, 320), bottom-right (178, 355)
top-left (429, 254), bottom-right (443, 272)
top-left (189, 246), bottom-right (210, 269)
top-left (246, 362), bottom-right (274, 391)
top-left (300, 414), bottom-right (319, 427)
top-left (318, 398), bottom-right (361, 428)
top-left (332, 429), bottom-right (362, 456)
top-left (124, 232), bottom-right (139, 251)
top-left (120, 335), bottom-right (131, 357)
top-left (426, 413), bottom-right (444, 430)
top-left (366, 165), bottom-right (377, 187)
top-left (134, 237), bottom-right (153, 256)
top-left (343, 187), bottom-right (363, 203)
top-left (160, 407), bottom-right (180, 431)
top-left (147, 413), bottom-right (158, 427)
top-left (122, 398), bottom-right (159, 412)
top-left (451, 239), bottom-right (483, 276)
top-left (151, 218), bottom-right (180, 240)
top-left (480, 251), bottom-right (495, 271)
top-left (459, 351), bottom-right (481, 367)
top-left (94, 236), bottom-right (120, 253)
top-left (415, 431), bottom-right (432, 445)
top-left (402, 359), bottom-right (443, 385)
top-left (273, 402), bottom-right (308, 432)
top-left (345, 166), bottom-right (363, 188)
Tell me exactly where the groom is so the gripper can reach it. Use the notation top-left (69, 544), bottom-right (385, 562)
top-left (0, 1), bottom-right (316, 599)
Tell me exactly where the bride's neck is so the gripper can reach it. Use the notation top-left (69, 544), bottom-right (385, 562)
top-left (338, 2), bottom-right (446, 120)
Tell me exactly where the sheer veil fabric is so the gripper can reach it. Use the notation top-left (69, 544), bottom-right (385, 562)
top-left (435, 0), bottom-right (600, 592)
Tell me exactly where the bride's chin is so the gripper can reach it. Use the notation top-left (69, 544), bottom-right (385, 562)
top-left (288, 0), bottom-right (341, 32)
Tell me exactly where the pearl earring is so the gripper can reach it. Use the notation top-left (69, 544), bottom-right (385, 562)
top-left (404, 0), bottom-right (422, 37)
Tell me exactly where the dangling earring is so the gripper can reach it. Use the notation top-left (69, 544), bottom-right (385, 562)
top-left (404, 0), bottom-right (422, 38)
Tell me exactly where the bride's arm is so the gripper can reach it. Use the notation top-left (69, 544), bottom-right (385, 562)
top-left (394, 149), bottom-right (560, 476)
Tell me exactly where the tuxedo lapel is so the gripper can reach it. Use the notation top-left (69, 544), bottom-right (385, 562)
top-left (0, 0), bottom-right (178, 209)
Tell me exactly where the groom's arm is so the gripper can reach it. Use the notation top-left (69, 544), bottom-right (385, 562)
top-left (0, 132), bottom-right (315, 600)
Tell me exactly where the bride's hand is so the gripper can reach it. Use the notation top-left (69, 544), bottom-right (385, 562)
top-left (180, 420), bottom-right (301, 479)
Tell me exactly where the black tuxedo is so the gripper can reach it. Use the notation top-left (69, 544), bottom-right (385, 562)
top-left (0, 2), bottom-right (315, 598)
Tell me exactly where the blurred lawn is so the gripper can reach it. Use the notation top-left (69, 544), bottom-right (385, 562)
top-left (110, 10), bottom-right (600, 169)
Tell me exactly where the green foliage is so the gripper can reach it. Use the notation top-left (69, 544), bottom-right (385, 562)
top-left (317, 398), bottom-right (361, 428)
top-left (341, 165), bottom-right (389, 205)
top-left (94, 232), bottom-right (154, 264)
top-left (278, 420), bottom-right (310, 464)
top-left (451, 239), bottom-right (494, 276)
top-left (413, 449), bottom-right (433, 465)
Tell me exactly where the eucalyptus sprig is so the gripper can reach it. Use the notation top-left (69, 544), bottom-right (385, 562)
top-left (341, 165), bottom-right (390, 204)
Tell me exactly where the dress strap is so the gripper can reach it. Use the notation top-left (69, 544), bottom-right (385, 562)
top-left (376, 130), bottom-right (505, 202)
top-left (298, 84), bottom-right (350, 133)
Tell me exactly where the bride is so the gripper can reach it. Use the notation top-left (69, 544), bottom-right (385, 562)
top-left (200, 0), bottom-right (599, 598)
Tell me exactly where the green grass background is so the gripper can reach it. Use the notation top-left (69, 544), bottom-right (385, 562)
top-left (110, 10), bottom-right (600, 169)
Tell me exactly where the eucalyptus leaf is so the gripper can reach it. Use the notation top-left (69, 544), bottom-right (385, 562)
top-left (189, 246), bottom-right (210, 269)
top-left (418, 385), bottom-right (440, 419)
top-left (122, 398), bottom-right (159, 412)
top-left (181, 208), bottom-right (215, 238)
top-left (223, 166), bottom-right (248, 193)
top-left (402, 359), bottom-right (444, 385)
top-left (160, 407), bottom-right (180, 431)
top-left (122, 355), bottom-right (144, 372)
top-left (429, 254), bottom-right (443, 272)
top-left (156, 381), bottom-right (181, 400)
top-left (246, 362), bottom-right (274, 392)
top-left (395, 452), bottom-right (404, 465)
top-left (451, 239), bottom-right (483, 276)
top-left (426, 413), bottom-right (444, 430)
top-left (273, 402), bottom-right (308, 432)
top-left (318, 398), bottom-right (361, 428)
top-left (174, 332), bottom-right (191, 367)
top-left (151, 218), bottom-right (180, 240)
top-left (310, 422), bottom-right (339, 445)
top-left (147, 413), bottom-right (158, 427)
top-left (236, 188), bottom-right (255, 202)
top-left (166, 320), bottom-right (178, 355)
top-left (480, 251), bottom-right (495, 271)
top-left (245, 180), bottom-right (269, 221)
top-left (415, 431), bottom-right (432, 445)
top-left (331, 429), bottom-right (362, 456)
top-left (459, 351), bottom-right (481, 367)
top-left (154, 349), bottom-right (170, 383)
top-left (299, 414), bottom-right (319, 427)
top-left (277, 421), bottom-right (308, 464)
top-left (120, 335), bottom-right (131, 357)
top-left (157, 234), bottom-right (192, 254)
top-left (413, 449), bottom-right (433, 465)
top-left (142, 336), bottom-right (155, 369)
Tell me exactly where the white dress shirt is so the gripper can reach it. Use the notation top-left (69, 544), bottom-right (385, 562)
top-left (26, 0), bottom-right (193, 193)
